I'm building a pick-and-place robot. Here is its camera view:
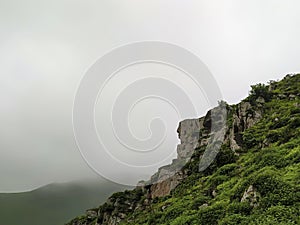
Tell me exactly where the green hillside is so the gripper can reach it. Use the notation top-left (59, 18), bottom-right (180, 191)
top-left (68, 74), bottom-right (300, 225)
top-left (0, 180), bottom-right (128, 225)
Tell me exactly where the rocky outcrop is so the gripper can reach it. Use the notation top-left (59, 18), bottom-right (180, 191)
top-left (229, 101), bottom-right (263, 151)
top-left (125, 98), bottom-right (263, 201)
top-left (145, 96), bottom-right (266, 199)
top-left (68, 188), bottom-right (149, 225)
top-left (149, 170), bottom-right (185, 198)
top-left (68, 91), bottom-right (269, 225)
top-left (147, 118), bottom-right (201, 198)
top-left (67, 100), bottom-right (264, 225)
top-left (177, 118), bottom-right (202, 159)
top-left (241, 185), bottom-right (260, 207)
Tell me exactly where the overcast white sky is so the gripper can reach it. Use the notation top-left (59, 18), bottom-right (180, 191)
top-left (1, 0), bottom-right (300, 192)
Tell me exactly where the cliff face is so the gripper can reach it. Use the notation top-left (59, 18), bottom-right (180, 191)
top-left (148, 98), bottom-right (264, 199)
top-left (148, 118), bottom-right (201, 198)
top-left (67, 74), bottom-right (300, 225)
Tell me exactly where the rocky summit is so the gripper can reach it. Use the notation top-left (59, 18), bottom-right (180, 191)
top-left (67, 74), bottom-right (300, 225)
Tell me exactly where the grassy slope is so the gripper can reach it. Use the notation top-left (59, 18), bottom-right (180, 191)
top-left (0, 181), bottom-right (129, 225)
top-left (120, 74), bottom-right (300, 225)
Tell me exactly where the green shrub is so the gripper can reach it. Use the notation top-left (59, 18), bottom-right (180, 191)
top-left (227, 202), bottom-right (252, 215)
top-left (248, 83), bottom-right (272, 103)
top-left (218, 214), bottom-right (247, 225)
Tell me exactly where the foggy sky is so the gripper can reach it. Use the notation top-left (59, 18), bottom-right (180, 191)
top-left (1, 0), bottom-right (300, 192)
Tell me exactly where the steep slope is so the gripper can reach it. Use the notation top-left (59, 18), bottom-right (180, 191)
top-left (67, 74), bottom-right (300, 225)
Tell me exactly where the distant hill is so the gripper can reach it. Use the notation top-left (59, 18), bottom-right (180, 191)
top-left (0, 180), bottom-right (130, 225)
top-left (67, 74), bottom-right (300, 225)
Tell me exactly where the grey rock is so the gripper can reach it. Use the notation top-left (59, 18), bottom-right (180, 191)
top-left (241, 185), bottom-right (260, 207)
